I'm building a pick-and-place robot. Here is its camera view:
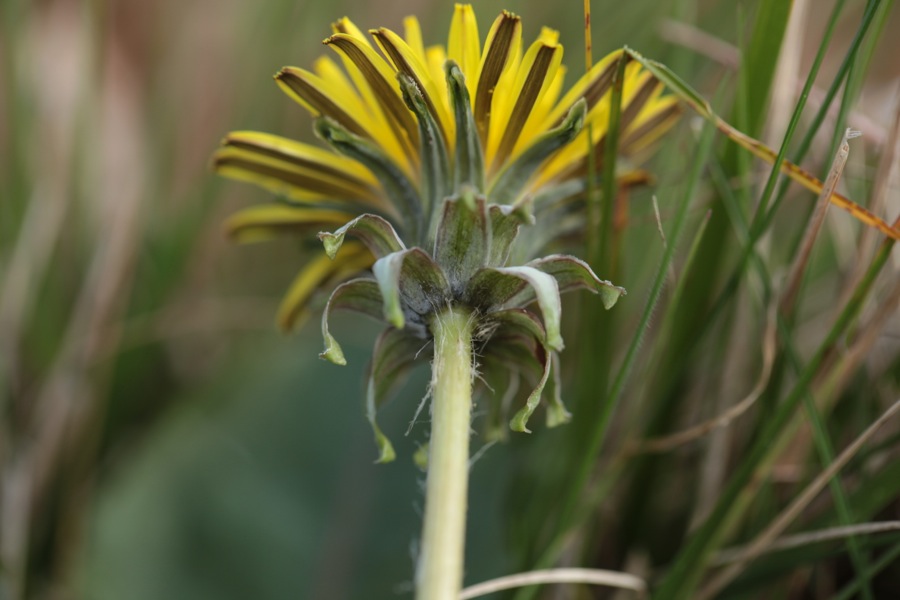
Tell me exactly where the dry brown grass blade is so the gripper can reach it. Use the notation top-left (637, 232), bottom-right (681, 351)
top-left (0, 185), bottom-right (70, 394)
top-left (854, 88), bottom-right (900, 275)
top-left (627, 303), bottom-right (777, 455)
top-left (712, 520), bottom-right (900, 566)
top-left (658, 19), bottom-right (886, 149)
top-left (658, 20), bottom-right (740, 69)
top-left (822, 273), bottom-right (900, 404)
top-left (459, 568), bottom-right (646, 599)
top-left (780, 128), bottom-right (857, 316)
top-left (2, 31), bottom-right (149, 591)
top-left (623, 48), bottom-right (900, 241)
top-left (766, 0), bottom-right (808, 149)
top-left (696, 398), bottom-right (900, 600)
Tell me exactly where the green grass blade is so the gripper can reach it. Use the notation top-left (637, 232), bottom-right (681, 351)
top-left (833, 541), bottom-right (900, 600)
top-left (512, 115), bottom-right (719, 600)
top-left (759, 0), bottom-right (883, 234)
top-left (653, 235), bottom-right (897, 599)
top-left (737, 0), bottom-right (794, 141)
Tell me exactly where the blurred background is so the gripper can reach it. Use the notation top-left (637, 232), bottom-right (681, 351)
top-left (1, 0), bottom-right (899, 598)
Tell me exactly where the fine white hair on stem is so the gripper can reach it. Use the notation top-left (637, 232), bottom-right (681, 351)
top-left (407, 387), bottom-right (434, 436)
top-left (459, 568), bottom-right (647, 599)
top-left (468, 440), bottom-right (497, 470)
top-left (415, 338), bottom-right (434, 360)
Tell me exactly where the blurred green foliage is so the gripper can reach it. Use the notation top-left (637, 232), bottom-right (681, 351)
top-left (2, 0), bottom-right (900, 599)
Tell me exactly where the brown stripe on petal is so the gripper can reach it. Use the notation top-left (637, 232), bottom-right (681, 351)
top-left (582, 73), bottom-right (661, 172)
top-left (213, 153), bottom-right (373, 201)
top-left (494, 44), bottom-right (559, 166)
top-left (548, 52), bottom-right (628, 130)
top-left (474, 12), bottom-right (520, 141)
top-left (619, 77), bottom-right (662, 133)
top-left (371, 28), bottom-right (450, 144)
top-left (325, 35), bottom-right (420, 152)
top-left (222, 137), bottom-right (374, 190)
top-left (583, 56), bottom-right (628, 113)
top-left (620, 103), bottom-right (682, 155)
top-left (276, 68), bottom-right (369, 138)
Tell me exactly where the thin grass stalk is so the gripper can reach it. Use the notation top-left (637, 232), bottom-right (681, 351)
top-left (653, 228), bottom-right (899, 599)
top-left (461, 568), bottom-right (645, 599)
top-left (833, 541), bottom-right (900, 600)
top-left (514, 119), bottom-right (718, 600)
top-left (773, 129), bottom-right (875, 599)
top-left (0, 0), bottom-right (30, 245)
top-left (779, 128), bottom-right (854, 317)
top-left (597, 56), bottom-right (626, 273)
top-left (758, 0), bottom-right (883, 235)
top-left (784, 0), bottom-right (894, 265)
top-left (798, 386), bottom-right (874, 600)
top-left (560, 50), bottom-right (628, 573)
top-left (573, 56), bottom-right (627, 446)
top-left (416, 307), bottom-right (474, 600)
top-left (583, 0), bottom-right (592, 72)
top-left (709, 134), bottom-right (878, 597)
top-left (570, 52), bottom-right (628, 526)
top-left (747, 0), bottom-right (852, 230)
top-left (712, 521), bottom-right (900, 566)
top-left (696, 399), bottom-right (900, 599)
top-left (857, 82), bottom-right (900, 258)
top-left (825, 0), bottom-right (892, 161)
top-left (637, 208), bottom-right (714, 392)
top-left (698, 0), bottom-right (854, 329)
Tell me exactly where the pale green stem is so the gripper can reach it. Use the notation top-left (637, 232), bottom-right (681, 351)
top-left (416, 307), bottom-right (474, 600)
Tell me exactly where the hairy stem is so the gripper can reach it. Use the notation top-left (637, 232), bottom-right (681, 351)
top-left (417, 307), bottom-right (474, 600)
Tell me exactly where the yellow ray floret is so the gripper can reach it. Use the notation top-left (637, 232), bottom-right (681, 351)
top-left (371, 26), bottom-right (456, 147)
top-left (278, 241), bottom-right (374, 331)
top-left (487, 27), bottom-right (564, 171)
top-left (214, 5), bottom-right (683, 331)
top-left (225, 205), bottom-right (355, 244)
top-left (474, 11), bottom-right (522, 141)
top-left (448, 3), bottom-right (481, 99)
top-left (236, 6), bottom-right (676, 211)
top-left (212, 131), bottom-right (390, 210)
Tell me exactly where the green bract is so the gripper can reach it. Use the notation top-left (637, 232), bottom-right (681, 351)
top-left (214, 5), bottom-right (682, 461)
top-left (314, 63), bottom-right (623, 462)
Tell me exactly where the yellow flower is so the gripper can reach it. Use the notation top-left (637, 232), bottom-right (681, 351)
top-left (213, 4), bottom-right (678, 332)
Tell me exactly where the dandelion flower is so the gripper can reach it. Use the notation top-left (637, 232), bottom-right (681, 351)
top-left (214, 5), bottom-right (679, 598)
top-left (213, 5), bottom-right (679, 460)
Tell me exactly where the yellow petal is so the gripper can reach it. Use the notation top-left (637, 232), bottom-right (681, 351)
top-left (447, 3), bottom-right (481, 99)
top-left (331, 16), bottom-right (372, 47)
top-left (487, 28), bottom-right (563, 171)
top-left (512, 63), bottom-right (566, 158)
top-left (539, 49), bottom-right (624, 132)
top-left (473, 11), bottom-right (522, 141)
top-left (619, 72), bottom-right (662, 133)
top-left (278, 242), bottom-right (374, 331)
top-left (275, 66), bottom-right (369, 137)
top-left (212, 142), bottom-right (386, 209)
top-left (225, 205), bottom-right (355, 244)
top-left (371, 27), bottom-right (455, 149)
top-left (223, 130), bottom-right (378, 186)
top-left (324, 33), bottom-right (419, 176)
top-left (403, 16), bottom-right (427, 64)
top-left (621, 96), bottom-right (681, 157)
top-left (425, 45), bottom-right (449, 114)
top-left (533, 61), bottom-right (647, 187)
